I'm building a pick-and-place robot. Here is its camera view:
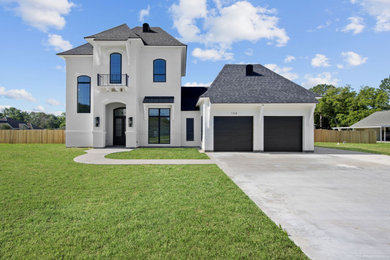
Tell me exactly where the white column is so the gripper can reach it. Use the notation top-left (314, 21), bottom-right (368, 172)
top-left (380, 127), bottom-right (383, 141)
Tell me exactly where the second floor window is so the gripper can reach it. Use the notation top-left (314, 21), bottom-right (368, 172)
top-left (77, 76), bottom-right (91, 113)
top-left (110, 53), bottom-right (122, 84)
top-left (153, 59), bottom-right (166, 82)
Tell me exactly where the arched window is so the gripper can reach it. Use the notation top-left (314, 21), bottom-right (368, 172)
top-left (77, 76), bottom-right (91, 113)
top-left (110, 53), bottom-right (122, 84)
top-left (153, 59), bottom-right (166, 82)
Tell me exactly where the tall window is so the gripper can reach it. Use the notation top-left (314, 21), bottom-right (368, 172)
top-left (77, 76), bottom-right (91, 113)
top-left (186, 118), bottom-right (194, 141)
top-left (148, 108), bottom-right (170, 144)
top-left (153, 59), bottom-right (166, 82)
top-left (110, 53), bottom-right (122, 84)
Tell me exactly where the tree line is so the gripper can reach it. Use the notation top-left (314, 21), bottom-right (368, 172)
top-left (309, 76), bottom-right (390, 129)
top-left (0, 107), bottom-right (65, 129)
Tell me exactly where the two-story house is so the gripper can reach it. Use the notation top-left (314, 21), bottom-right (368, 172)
top-left (58, 23), bottom-right (318, 152)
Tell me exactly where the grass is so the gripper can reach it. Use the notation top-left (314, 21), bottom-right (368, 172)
top-left (0, 144), bottom-right (307, 259)
top-left (105, 148), bottom-right (209, 159)
top-left (315, 142), bottom-right (390, 156)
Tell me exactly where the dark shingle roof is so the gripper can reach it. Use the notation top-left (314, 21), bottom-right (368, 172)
top-left (201, 64), bottom-right (318, 104)
top-left (57, 24), bottom-right (185, 55)
top-left (181, 87), bottom-right (208, 111)
top-left (351, 110), bottom-right (390, 127)
top-left (143, 96), bottom-right (174, 103)
top-left (0, 117), bottom-right (41, 129)
top-left (85, 24), bottom-right (139, 41)
top-left (57, 43), bottom-right (93, 56)
top-left (132, 27), bottom-right (185, 46)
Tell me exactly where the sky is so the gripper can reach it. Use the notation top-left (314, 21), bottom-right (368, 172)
top-left (1, 0), bottom-right (390, 115)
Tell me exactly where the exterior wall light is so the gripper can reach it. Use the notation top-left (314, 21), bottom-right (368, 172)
top-left (95, 117), bottom-right (100, 127)
top-left (128, 117), bottom-right (133, 127)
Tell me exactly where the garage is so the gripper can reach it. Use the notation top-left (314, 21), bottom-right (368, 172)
top-left (264, 116), bottom-right (302, 152)
top-left (214, 116), bottom-right (253, 151)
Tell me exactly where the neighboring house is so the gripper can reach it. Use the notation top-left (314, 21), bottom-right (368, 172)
top-left (57, 23), bottom-right (318, 152)
top-left (0, 117), bottom-right (41, 130)
top-left (350, 110), bottom-right (390, 141)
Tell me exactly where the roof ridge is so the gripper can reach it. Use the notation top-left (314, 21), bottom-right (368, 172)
top-left (85, 23), bottom-right (131, 38)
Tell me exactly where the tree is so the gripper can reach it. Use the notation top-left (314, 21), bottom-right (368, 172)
top-left (314, 84), bottom-right (389, 129)
top-left (309, 84), bottom-right (336, 97)
top-left (379, 75), bottom-right (390, 95)
top-left (0, 107), bottom-right (65, 129)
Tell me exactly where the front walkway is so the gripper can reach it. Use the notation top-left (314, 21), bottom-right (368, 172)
top-left (74, 148), bottom-right (214, 165)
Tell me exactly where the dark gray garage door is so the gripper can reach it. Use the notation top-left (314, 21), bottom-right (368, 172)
top-left (214, 116), bottom-right (253, 151)
top-left (264, 116), bottom-right (302, 152)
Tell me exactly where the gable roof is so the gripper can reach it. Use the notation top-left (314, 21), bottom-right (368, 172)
top-left (351, 110), bottom-right (390, 128)
top-left (201, 64), bottom-right (318, 104)
top-left (58, 24), bottom-right (185, 56)
top-left (85, 24), bottom-right (139, 41)
top-left (57, 43), bottom-right (93, 56)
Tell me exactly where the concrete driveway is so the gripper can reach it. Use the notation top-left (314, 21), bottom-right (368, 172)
top-left (208, 147), bottom-right (390, 260)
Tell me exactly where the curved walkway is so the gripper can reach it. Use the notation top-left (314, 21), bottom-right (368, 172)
top-left (74, 148), bottom-right (214, 165)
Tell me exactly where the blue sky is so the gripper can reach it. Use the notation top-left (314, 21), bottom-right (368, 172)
top-left (1, 0), bottom-right (390, 115)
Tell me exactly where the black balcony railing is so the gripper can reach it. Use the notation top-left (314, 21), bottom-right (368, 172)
top-left (97, 74), bottom-right (128, 86)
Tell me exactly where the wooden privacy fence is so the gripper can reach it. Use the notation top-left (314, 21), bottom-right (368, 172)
top-left (315, 129), bottom-right (376, 144)
top-left (0, 130), bottom-right (65, 144)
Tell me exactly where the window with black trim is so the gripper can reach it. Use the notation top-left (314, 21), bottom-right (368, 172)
top-left (153, 59), bottom-right (166, 82)
top-left (77, 76), bottom-right (91, 113)
top-left (186, 118), bottom-right (194, 141)
top-left (110, 53), bottom-right (122, 84)
top-left (148, 108), bottom-right (170, 144)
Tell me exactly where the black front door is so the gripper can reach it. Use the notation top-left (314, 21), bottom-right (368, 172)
top-left (113, 107), bottom-right (126, 146)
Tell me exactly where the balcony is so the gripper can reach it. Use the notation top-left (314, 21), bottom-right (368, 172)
top-left (97, 74), bottom-right (128, 92)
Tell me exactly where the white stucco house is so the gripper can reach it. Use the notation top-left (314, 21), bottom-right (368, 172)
top-left (58, 23), bottom-right (318, 152)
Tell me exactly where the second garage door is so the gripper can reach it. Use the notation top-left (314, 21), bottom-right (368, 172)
top-left (214, 116), bottom-right (253, 151)
top-left (264, 116), bottom-right (302, 152)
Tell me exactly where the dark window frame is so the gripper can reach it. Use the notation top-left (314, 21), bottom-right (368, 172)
top-left (110, 53), bottom-right (122, 84)
top-left (77, 75), bottom-right (91, 113)
top-left (153, 59), bottom-right (166, 82)
top-left (186, 118), bottom-right (194, 141)
top-left (148, 108), bottom-right (170, 144)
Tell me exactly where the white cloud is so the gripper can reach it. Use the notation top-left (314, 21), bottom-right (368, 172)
top-left (264, 64), bottom-right (299, 81)
top-left (337, 64), bottom-right (344, 69)
top-left (139, 5), bottom-right (150, 22)
top-left (341, 51), bottom-right (367, 66)
top-left (284, 55), bottom-right (296, 63)
top-left (302, 72), bottom-right (340, 88)
top-left (351, 0), bottom-right (390, 31)
top-left (170, 0), bottom-right (207, 42)
top-left (171, 0), bottom-right (289, 61)
top-left (192, 47), bottom-right (233, 61)
top-left (0, 105), bottom-right (11, 112)
top-left (55, 65), bottom-right (65, 71)
top-left (1, 0), bottom-right (74, 32)
top-left (311, 54), bottom-right (330, 67)
top-left (0, 86), bottom-right (36, 102)
top-left (52, 111), bottom-right (64, 116)
top-left (183, 82), bottom-right (212, 86)
top-left (46, 98), bottom-right (61, 106)
top-left (33, 105), bottom-right (45, 112)
top-left (47, 34), bottom-right (72, 51)
top-left (342, 16), bottom-right (365, 34)
top-left (244, 48), bottom-right (254, 56)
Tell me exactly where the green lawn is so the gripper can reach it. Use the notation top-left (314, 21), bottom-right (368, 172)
top-left (315, 142), bottom-right (390, 156)
top-left (106, 148), bottom-right (209, 159)
top-left (0, 144), bottom-right (307, 259)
